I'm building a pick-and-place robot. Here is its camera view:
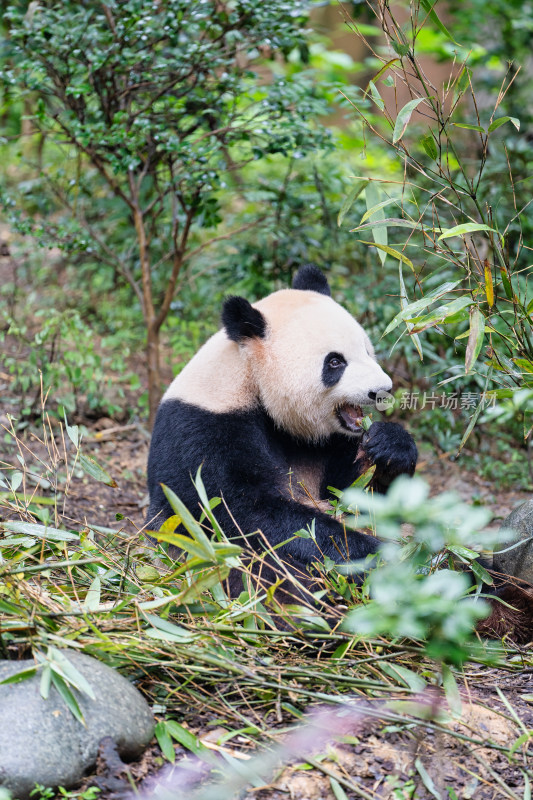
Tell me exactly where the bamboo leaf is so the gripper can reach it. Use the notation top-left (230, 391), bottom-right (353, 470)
top-left (368, 80), bottom-right (384, 110)
top-left (488, 116), bottom-right (520, 133)
top-left (165, 720), bottom-right (215, 764)
top-left (420, 133), bottom-right (438, 159)
top-left (391, 40), bottom-right (410, 58)
top-left (144, 614), bottom-right (195, 642)
top-left (193, 466), bottom-right (225, 541)
top-left (337, 179), bottom-right (368, 227)
top-left (484, 260), bottom-right (494, 307)
top-left (500, 266), bottom-right (514, 299)
top-left (368, 58), bottom-right (400, 85)
top-left (1, 521), bottom-right (79, 542)
top-left (144, 614), bottom-right (192, 638)
top-left (508, 731), bottom-right (533, 757)
top-left (48, 647), bottom-right (96, 700)
top-left (78, 452), bottom-right (117, 487)
top-left (381, 662), bottom-right (426, 692)
top-left (359, 241), bottom-right (414, 271)
top-left (349, 464), bottom-right (376, 489)
top-left (414, 757), bottom-right (441, 800)
top-left (0, 598), bottom-right (22, 614)
top-left (470, 559), bottom-right (494, 585)
top-left (0, 491), bottom-right (57, 506)
top-left (420, 0), bottom-right (459, 44)
top-left (40, 664), bottom-right (52, 699)
top-left (457, 397), bottom-right (484, 455)
top-left (136, 564), bottom-right (161, 582)
top-left (442, 664), bottom-right (462, 717)
top-left (162, 484), bottom-right (216, 560)
top-left (407, 297), bottom-right (474, 333)
top-left (51, 672), bottom-right (85, 725)
top-left (513, 358), bottom-right (533, 374)
top-left (456, 66), bottom-right (471, 96)
top-left (0, 666), bottom-right (37, 686)
top-left (438, 222), bottom-right (503, 242)
top-left (359, 198), bottom-right (400, 224)
top-left (155, 721), bottom-right (176, 762)
top-left (452, 122), bottom-right (485, 133)
top-left (159, 515), bottom-right (182, 533)
top-left (212, 541), bottom-right (242, 557)
top-left (393, 97), bottom-right (428, 144)
top-left (383, 281), bottom-right (461, 337)
top-left (177, 565), bottom-right (230, 603)
top-left (152, 530), bottom-right (214, 560)
top-left (350, 217), bottom-right (421, 232)
top-left (329, 777), bottom-right (349, 800)
top-left (63, 411), bottom-right (80, 448)
top-left (398, 261), bottom-right (423, 359)
top-left (448, 544), bottom-right (480, 560)
top-left (365, 182), bottom-right (387, 265)
top-left (465, 306), bottom-right (485, 373)
top-left (524, 771), bottom-right (531, 800)
top-left (83, 575), bottom-right (101, 611)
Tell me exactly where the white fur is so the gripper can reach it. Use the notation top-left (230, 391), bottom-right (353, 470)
top-left (163, 287), bottom-right (392, 441)
top-left (163, 329), bottom-right (257, 411)
top-left (251, 290), bottom-right (391, 441)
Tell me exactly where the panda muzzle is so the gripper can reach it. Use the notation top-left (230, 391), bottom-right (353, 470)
top-left (337, 404), bottom-right (364, 432)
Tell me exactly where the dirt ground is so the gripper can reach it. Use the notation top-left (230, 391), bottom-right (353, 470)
top-left (85, 656), bottom-right (533, 800)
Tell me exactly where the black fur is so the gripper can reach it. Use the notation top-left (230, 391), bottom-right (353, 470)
top-left (292, 264), bottom-right (332, 296)
top-left (147, 400), bottom-right (417, 567)
top-left (321, 352), bottom-right (347, 387)
top-left (356, 422), bottom-right (418, 494)
top-left (222, 296), bottom-right (267, 342)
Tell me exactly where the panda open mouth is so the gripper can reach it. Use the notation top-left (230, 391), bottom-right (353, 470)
top-left (336, 404), bottom-right (364, 432)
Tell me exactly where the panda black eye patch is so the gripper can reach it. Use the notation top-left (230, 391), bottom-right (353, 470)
top-left (322, 352), bottom-right (347, 387)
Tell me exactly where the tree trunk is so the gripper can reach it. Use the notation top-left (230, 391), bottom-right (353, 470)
top-left (130, 180), bottom-right (160, 429)
top-left (146, 322), bottom-right (161, 430)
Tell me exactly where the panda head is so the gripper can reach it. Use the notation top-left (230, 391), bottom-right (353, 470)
top-left (222, 265), bottom-right (393, 442)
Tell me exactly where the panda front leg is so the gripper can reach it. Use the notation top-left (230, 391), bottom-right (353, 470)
top-left (355, 421), bottom-right (418, 494)
top-left (242, 492), bottom-right (380, 567)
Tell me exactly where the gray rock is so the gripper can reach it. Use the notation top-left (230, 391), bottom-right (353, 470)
top-left (0, 651), bottom-right (154, 799)
top-left (493, 499), bottom-right (533, 584)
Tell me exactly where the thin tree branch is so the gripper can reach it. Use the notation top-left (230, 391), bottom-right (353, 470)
top-left (183, 216), bottom-right (268, 265)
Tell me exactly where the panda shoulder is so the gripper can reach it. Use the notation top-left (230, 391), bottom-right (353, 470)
top-left (162, 330), bottom-right (257, 413)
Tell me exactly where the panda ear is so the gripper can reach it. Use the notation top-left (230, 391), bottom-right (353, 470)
top-left (222, 296), bottom-right (267, 343)
top-left (292, 264), bottom-right (331, 297)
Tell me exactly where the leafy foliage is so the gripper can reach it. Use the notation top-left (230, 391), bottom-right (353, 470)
top-left (0, 307), bottom-right (135, 419)
top-left (338, 0), bottom-right (533, 450)
top-left (341, 477), bottom-right (500, 666)
top-left (0, 0), bottom-right (332, 423)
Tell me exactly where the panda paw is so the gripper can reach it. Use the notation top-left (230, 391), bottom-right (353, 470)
top-left (356, 421), bottom-right (417, 492)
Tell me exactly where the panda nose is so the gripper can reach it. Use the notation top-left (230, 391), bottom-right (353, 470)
top-left (368, 388), bottom-right (391, 401)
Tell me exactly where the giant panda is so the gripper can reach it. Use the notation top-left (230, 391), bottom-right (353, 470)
top-left (146, 264), bottom-right (418, 587)
top-left (146, 266), bottom-right (533, 640)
